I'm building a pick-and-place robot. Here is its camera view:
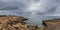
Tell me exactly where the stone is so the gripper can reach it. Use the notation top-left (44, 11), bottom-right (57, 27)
top-left (0, 15), bottom-right (48, 30)
top-left (42, 19), bottom-right (60, 30)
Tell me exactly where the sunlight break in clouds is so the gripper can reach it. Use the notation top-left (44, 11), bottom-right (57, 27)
top-left (26, 0), bottom-right (41, 15)
top-left (26, 0), bottom-right (60, 16)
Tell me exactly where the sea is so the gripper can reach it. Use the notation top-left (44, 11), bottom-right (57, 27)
top-left (0, 10), bottom-right (60, 27)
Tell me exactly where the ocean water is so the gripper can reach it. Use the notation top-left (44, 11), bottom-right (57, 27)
top-left (24, 15), bottom-right (60, 26)
top-left (0, 10), bottom-right (60, 27)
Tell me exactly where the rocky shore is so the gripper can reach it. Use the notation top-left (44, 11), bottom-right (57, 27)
top-left (42, 19), bottom-right (60, 30)
top-left (0, 15), bottom-right (44, 30)
top-left (0, 15), bottom-right (59, 30)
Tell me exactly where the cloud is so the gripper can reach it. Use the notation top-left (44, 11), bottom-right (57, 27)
top-left (0, 0), bottom-right (60, 18)
top-left (27, 0), bottom-right (60, 16)
top-left (0, 10), bottom-right (19, 15)
top-left (0, 0), bottom-right (60, 16)
top-left (0, 0), bottom-right (59, 16)
top-left (0, 0), bottom-right (12, 2)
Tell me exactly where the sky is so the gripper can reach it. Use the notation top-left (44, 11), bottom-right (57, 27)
top-left (0, 0), bottom-right (60, 26)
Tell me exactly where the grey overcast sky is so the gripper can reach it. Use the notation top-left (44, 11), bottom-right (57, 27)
top-left (0, 0), bottom-right (60, 26)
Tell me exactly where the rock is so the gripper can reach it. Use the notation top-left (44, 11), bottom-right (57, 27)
top-left (37, 27), bottom-right (44, 30)
top-left (0, 15), bottom-right (29, 30)
top-left (13, 23), bottom-right (27, 29)
top-left (0, 15), bottom-right (45, 30)
top-left (27, 25), bottom-right (38, 30)
top-left (0, 15), bottom-right (28, 24)
top-left (42, 19), bottom-right (60, 30)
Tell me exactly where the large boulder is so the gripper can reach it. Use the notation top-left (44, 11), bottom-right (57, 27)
top-left (0, 15), bottom-right (28, 30)
top-left (0, 15), bottom-right (44, 30)
top-left (42, 19), bottom-right (60, 30)
top-left (0, 15), bottom-right (28, 24)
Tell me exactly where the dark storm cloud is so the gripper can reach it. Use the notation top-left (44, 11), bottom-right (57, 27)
top-left (0, 0), bottom-right (29, 10)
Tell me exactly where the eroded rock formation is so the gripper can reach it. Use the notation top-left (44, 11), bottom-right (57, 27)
top-left (42, 19), bottom-right (60, 30)
top-left (0, 15), bottom-right (42, 30)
